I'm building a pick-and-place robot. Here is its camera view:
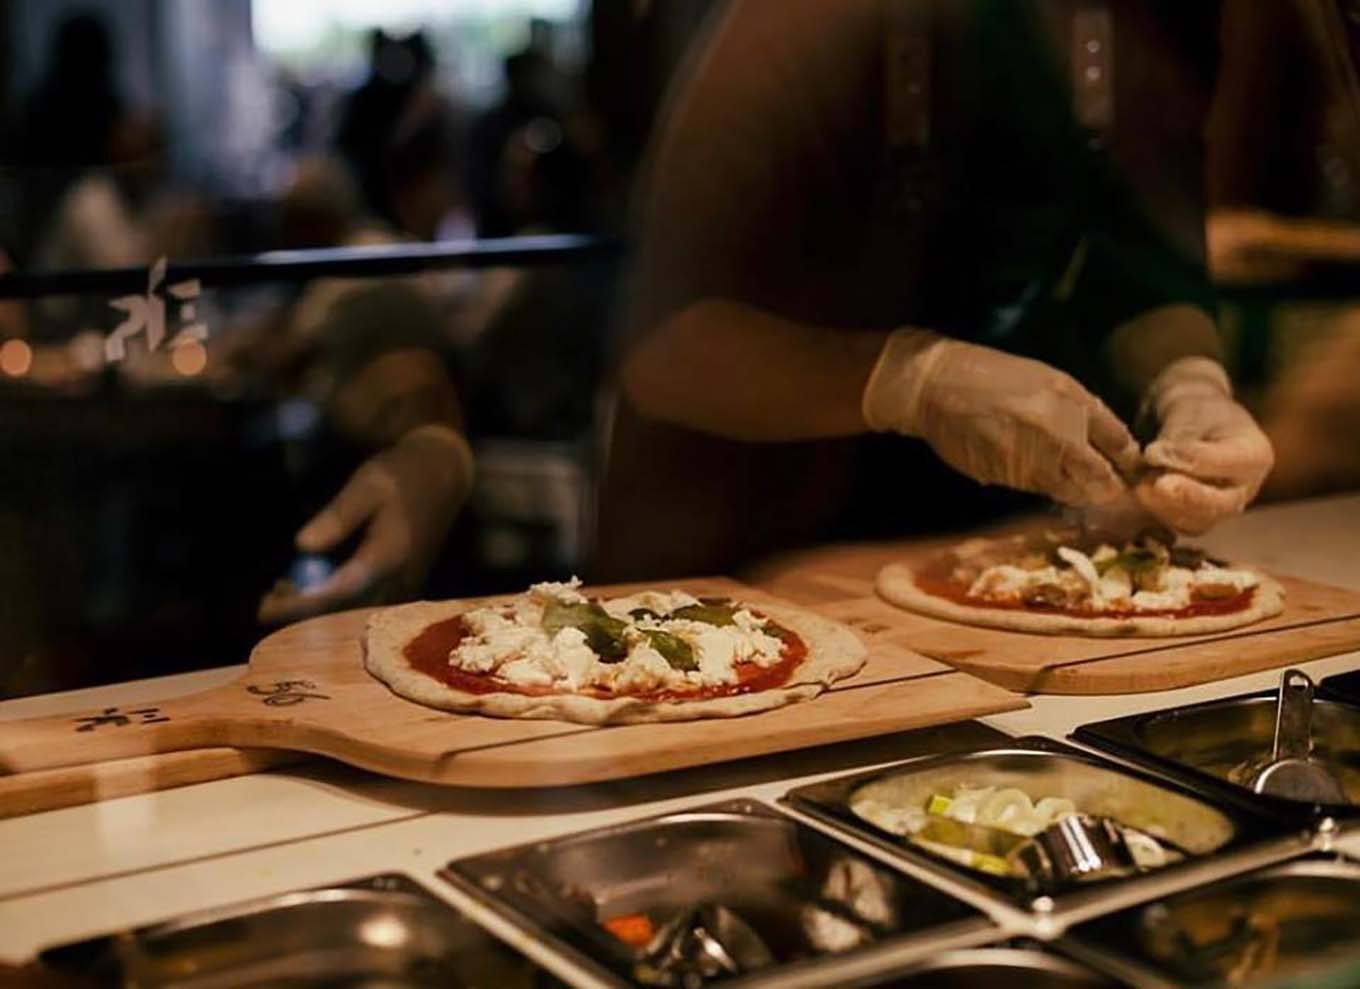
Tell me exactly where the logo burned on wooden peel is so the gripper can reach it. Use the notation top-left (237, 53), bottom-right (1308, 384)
top-left (72, 707), bottom-right (171, 732)
top-left (246, 681), bottom-right (331, 706)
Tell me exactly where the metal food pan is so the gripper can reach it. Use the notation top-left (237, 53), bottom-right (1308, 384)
top-left (782, 737), bottom-right (1296, 920)
top-left (443, 799), bottom-right (995, 989)
top-left (1067, 854), bottom-right (1360, 988)
top-left (843, 944), bottom-right (1126, 988)
top-left (37, 873), bottom-right (561, 988)
top-left (1074, 687), bottom-right (1360, 821)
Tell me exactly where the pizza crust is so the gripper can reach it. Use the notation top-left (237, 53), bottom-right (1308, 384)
top-left (875, 560), bottom-right (1285, 638)
top-left (364, 597), bottom-right (867, 724)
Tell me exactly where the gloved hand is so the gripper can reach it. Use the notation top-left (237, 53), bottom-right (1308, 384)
top-left (863, 329), bottom-right (1141, 506)
top-left (1136, 356), bottom-right (1274, 534)
top-left (258, 424), bottom-right (474, 624)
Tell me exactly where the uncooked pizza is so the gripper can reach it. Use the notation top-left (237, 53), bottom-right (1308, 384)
top-left (876, 530), bottom-right (1284, 636)
top-left (364, 579), bottom-right (866, 724)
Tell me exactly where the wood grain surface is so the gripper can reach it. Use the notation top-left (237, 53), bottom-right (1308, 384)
top-left (752, 543), bottom-right (1360, 694)
top-left (0, 578), bottom-right (1024, 802)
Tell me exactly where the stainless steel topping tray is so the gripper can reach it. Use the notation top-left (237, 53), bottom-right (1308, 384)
top-left (848, 945), bottom-right (1125, 988)
top-left (782, 737), bottom-right (1295, 918)
top-left (37, 873), bottom-right (561, 988)
top-left (1067, 854), bottom-right (1360, 988)
top-left (442, 799), bottom-right (995, 989)
top-left (1074, 687), bottom-right (1360, 820)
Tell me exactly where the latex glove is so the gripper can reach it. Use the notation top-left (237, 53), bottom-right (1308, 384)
top-left (1136, 356), bottom-right (1274, 534)
top-left (863, 330), bottom-right (1141, 507)
top-left (258, 424), bottom-right (474, 624)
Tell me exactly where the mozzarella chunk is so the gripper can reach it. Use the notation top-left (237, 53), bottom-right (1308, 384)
top-left (529, 577), bottom-right (586, 605)
top-left (1097, 566), bottom-right (1133, 605)
top-left (1057, 547), bottom-right (1100, 600)
top-left (543, 627), bottom-right (600, 690)
top-left (1130, 589), bottom-right (1188, 610)
top-left (608, 643), bottom-right (675, 692)
top-left (499, 657), bottom-right (556, 686)
top-left (599, 589), bottom-right (702, 620)
top-left (1192, 566), bottom-right (1258, 593)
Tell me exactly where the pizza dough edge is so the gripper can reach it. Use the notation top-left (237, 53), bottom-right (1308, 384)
top-left (362, 597), bottom-right (868, 725)
top-left (875, 560), bottom-right (1286, 638)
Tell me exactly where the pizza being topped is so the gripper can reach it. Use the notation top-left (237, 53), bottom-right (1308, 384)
top-left (876, 530), bottom-right (1285, 637)
top-left (365, 579), bottom-right (866, 724)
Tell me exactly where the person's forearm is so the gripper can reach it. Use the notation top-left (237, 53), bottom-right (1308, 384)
top-left (1103, 303), bottom-right (1224, 398)
top-left (621, 299), bottom-right (890, 441)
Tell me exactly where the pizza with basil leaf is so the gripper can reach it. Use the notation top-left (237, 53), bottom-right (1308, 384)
top-left (364, 580), bottom-right (866, 723)
top-left (876, 529), bottom-right (1284, 637)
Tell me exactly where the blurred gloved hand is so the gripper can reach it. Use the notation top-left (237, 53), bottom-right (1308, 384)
top-left (863, 329), bottom-right (1141, 506)
top-left (1135, 356), bottom-right (1274, 534)
top-left (258, 424), bottom-right (474, 625)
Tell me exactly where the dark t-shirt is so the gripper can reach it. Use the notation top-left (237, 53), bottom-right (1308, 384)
top-left (595, 0), bottom-right (1220, 581)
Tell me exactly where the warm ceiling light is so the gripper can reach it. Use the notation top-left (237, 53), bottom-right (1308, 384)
top-left (0, 338), bottom-right (32, 377)
top-left (171, 340), bottom-right (208, 377)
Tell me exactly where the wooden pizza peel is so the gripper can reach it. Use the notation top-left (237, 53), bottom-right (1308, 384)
top-left (0, 578), bottom-right (1026, 804)
top-left (752, 543), bottom-right (1360, 694)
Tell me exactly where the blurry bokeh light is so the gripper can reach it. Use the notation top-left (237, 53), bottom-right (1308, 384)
top-left (171, 340), bottom-right (209, 377)
top-left (0, 339), bottom-right (33, 378)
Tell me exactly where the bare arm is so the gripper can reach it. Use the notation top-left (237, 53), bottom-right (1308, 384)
top-left (623, 299), bottom-right (889, 441)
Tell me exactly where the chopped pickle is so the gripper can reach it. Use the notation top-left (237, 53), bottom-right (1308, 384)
top-left (926, 794), bottom-right (953, 816)
top-left (972, 853), bottom-right (1012, 876)
top-left (643, 629), bottom-right (698, 671)
top-left (542, 600), bottom-right (628, 661)
top-left (671, 603), bottom-right (738, 627)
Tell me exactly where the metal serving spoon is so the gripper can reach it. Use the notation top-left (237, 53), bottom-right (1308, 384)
top-left (640, 903), bottom-right (774, 986)
top-left (915, 813), bottom-right (1184, 888)
top-left (1236, 669), bottom-right (1347, 805)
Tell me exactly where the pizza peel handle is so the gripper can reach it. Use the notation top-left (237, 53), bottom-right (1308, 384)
top-left (0, 610), bottom-right (375, 778)
top-left (0, 677), bottom-right (333, 776)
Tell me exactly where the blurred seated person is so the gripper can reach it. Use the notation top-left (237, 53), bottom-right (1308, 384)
top-left (596, 0), bottom-right (1273, 581)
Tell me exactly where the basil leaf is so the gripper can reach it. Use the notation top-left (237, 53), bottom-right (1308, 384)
top-left (542, 600), bottom-right (628, 662)
top-left (671, 604), bottom-right (738, 627)
top-left (643, 630), bottom-right (697, 671)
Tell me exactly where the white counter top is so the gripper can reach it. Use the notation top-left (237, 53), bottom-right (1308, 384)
top-left (3, 493), bottom-right (1359, 983)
